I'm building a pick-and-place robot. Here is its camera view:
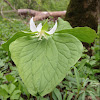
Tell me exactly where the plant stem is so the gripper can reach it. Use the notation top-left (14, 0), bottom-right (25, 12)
top-left (50, 92), bottom-right (53, 100)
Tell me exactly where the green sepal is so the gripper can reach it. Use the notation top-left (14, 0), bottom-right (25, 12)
top-left (42, 19), bottom-right (48, 31)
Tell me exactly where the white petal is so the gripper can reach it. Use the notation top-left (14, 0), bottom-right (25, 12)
top-left (46, 21), bottom-right (57, 34)
top-left (37, 23), bottom-right (42, 32)
top-left (30, 17), bottom-right (37, 32)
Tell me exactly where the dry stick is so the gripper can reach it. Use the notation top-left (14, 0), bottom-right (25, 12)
top-left (0, 10), bottom-right (16, 13)
top-left (1, 8), bottom-right (100, 22)
top-left (1, 6), bottom-right (5, 18)
top-left (18, 9), bottom-right (66, 21)
top-left (0, 8), bottom-right (66, 21)
top-left (1, 0), bottom-right (67, 22)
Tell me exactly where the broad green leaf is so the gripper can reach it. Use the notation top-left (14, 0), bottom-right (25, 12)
top-left (6, 74), bottom-right (15, 83)
top-left (56, 18), bottom-right (72, 32)
top-left (56, 27), bottom-right (97, 43)
top-left (9, 33), bottom-right (83, 96)
top-left (1, 84), bottom-right (9, 93)
top-left (2, 31), bottom-right (36, 52)
top-left (8, 84), bottom-right (16, 94)
top-left (53, 88), bottom-right (62, 100)
top-left (10, 90), bottom-right (21, 99)
top-left (1, 84), bottom-right (16, 94)
top-left (0, 88), bottom-right (9, 98)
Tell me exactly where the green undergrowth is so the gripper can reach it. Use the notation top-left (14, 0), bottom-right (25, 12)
top-left (0, 0), bottom-right (70, 11)
top-left (0, 18), bottom-right (100, 100)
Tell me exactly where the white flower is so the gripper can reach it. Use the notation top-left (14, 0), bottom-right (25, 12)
top-left (30, 17), bottom-right (57, 40)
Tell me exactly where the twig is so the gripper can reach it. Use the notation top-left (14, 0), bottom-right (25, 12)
top-left (0, 9), bottom-right (66, 21)
top-left (1, 6), bottom-right (5, 18)
top-left (0, 10), bottom-right (16, 13)
top-left (3, 0), bottom-right (16, 11)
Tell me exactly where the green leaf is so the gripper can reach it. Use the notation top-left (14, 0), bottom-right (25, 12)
top-left (1, 84), bottom-right (9, 93)
top-left (0, 88), bottom-right (9, 99)
top-left (97, 85), bottom-right (100, 96)
top-left (67, 93), bottom-right (74, 100)
top-left (8, 84), bottom-right (16, 94)
top-left (18, 79), bottom-right (30, 98)
top-left (74, 67), bottom-right (80, 91)
top-left (39, 97), bottom-right (48, 100)
top-left (19, 97), bottom-right (24, 100)
top-left (2, 31), bottom-right (36, 52)
top-left (87, 91), bottom-right (97, 100)
top-left (78, 59), bottom-right (87, 71)
top-left (56, 18), bottom-right (72, 32)
top-left (83, 78), bottom-right (89, 88)
top-left (0, 59), bottom-right (5, 67)
top-left (10, 90), bottom-right (21, 100)
top-left (0, 71), bottom-right (3, 79)
top-left (63, 91), bottom-right (67, 100)
top-left (78, 94), bottom-right (82, 100)
top-left (1, 84), bottom-right (16, 94)
top-left (52, 92), bottom-right (58, 100)
top-left (9, 33), bottom-right (83, 96)
top-left (6, 74), bottom-right (15, 83)
top-left (53, 88), bottom-right (62, 100)
top-left (56, 27), bottom-right (97, 43)
top-left (82, 92), bottom-right (85, 100)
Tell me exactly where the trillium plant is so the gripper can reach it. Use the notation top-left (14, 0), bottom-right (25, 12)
top-left (2, 17), bottom-right (97, 97)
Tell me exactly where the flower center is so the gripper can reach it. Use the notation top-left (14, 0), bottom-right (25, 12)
top-left (38, 30), bottom-right (46, 40)
top-left (40, 30), bottom-right (44, 35)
